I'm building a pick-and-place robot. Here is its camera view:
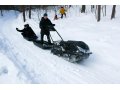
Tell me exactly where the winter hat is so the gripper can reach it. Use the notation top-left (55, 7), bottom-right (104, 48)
top-left (24, 24), bottom-right (29, 27)
top-left (43, 13), bottom-right (48, 17)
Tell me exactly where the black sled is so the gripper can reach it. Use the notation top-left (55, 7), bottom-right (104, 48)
top-left (51, 40), bottom-right (92, 62)
top-left (44, 26), bottom-right (92, 62)
top-left (20, 25), bottom-right (92, 62)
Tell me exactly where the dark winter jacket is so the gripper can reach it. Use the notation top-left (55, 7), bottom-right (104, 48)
top-left (17, 26), bottom-right (36, 37)
top-left (39, 17), bottom-right (54, 35)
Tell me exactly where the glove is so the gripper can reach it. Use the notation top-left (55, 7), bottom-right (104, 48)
top-left (16, 28), bottom-right (18, 30)
top-left (52, 24), bottom-right (55, 26)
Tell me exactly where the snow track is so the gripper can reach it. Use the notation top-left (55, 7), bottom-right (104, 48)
top-left (0, 33), bottom-right (39, 83)
top-left (0, 15), bottom-right (40, 83)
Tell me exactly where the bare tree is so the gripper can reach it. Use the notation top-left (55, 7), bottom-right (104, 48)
top-left (91, 5), bottom-right (94, 13)
top-left (81, 5), bottom-right (86, 13)
top-left (105, 5), bottom-right (106, 16)
top-left (111, 5), bottom-right (116, 19)
top-left (0, 10), bottom-right (3, 16)
top-left (29, 5), bottom-right (32, 19)
top-left (21, 5), bottom-right (26, 22)
top-left (0, 6), bottom-right (3, 16)
top-left (37, 9), bottom-right (41, 21)
top-left (97, 5), bottom-right (101, 22)
top-left (69, 5), bottom-right (72, 8)
top-left (101, 5), bottom-right (106, 17)
top-left (95, 5), bottom-right (97, 16)
top-left (101, 5), bottom-right (104, 16)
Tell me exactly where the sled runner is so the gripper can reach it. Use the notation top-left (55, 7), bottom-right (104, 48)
top-left (23, 35), bottom-right (38, 41)
top-left (33, 40), bottom-right (53, 49)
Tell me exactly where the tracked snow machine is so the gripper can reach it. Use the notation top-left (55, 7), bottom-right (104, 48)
top-left (33, 26), bottom-right (92, 62)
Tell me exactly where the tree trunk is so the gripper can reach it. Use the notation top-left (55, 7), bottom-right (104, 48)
top-left (91, 5), bottom-right (94, 12)
top-left (1, 10), bottom-right (3, 16)
top-left (21, 5), bottom-right (26, 22)
top-left (105, 5), bottom-right (106, 16)
top-left (81, 5), bottom-right (86, 13)
top-left (97, 5), bottom-right (101, 22)
top-left (95, 5), bottom-right (97, 16)
top-left (111, 5), bottom-right (116, 19)
top-left (69, 5), bottom-right (72, 8)
top-left (29, 5), bottom-right (31, 19)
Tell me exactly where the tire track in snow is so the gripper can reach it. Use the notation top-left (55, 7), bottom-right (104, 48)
top-left (0, 28), bottom-right (39, 84)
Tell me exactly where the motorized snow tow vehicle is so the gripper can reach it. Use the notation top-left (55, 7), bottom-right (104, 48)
top-left (33, 26), bottom-right (92, 62)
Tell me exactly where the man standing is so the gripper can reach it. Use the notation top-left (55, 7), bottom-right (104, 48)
top-left (39, 13), bottom-right (55, 44)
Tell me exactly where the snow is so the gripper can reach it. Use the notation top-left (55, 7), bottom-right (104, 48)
top-left (0, 6), bottom-right (120, 83)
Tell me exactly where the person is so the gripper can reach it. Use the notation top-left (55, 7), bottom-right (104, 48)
top-left (54, 14), bottom-right (59, 20)
top-left (59, 7), bottom-right (66, 19)
top-left (16, 24), bottom-right (37, 39)
top-left (39, 13), bottom-right (55, 44)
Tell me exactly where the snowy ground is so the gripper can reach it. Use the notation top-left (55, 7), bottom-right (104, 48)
top-left (0, 6), bottom-right (120, 84)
